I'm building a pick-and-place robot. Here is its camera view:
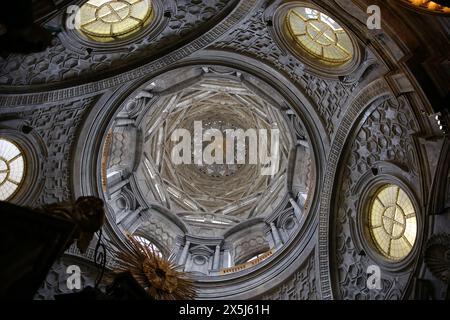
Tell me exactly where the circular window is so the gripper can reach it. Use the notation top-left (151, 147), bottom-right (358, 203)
top-left (368, 184), bottom-right (417, 261)
top-left (286, 6), bottom-right (354, 66)
top-left (78, 0), bottom-right (154, 42)
top-left (0, 138), bottom-right (26, 201)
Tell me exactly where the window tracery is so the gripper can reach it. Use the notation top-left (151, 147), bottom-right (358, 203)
top-left (0, 138), bottom-right (25, 201)
top-left (286, 6), bottom-right (353, 66)
top-left (78, 0), bottom-right (154, 42)
top-left (368, 185), bottom-right (417, 261)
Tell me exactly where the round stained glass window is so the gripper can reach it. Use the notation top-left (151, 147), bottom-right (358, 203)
top-left (0, 138), bottom-right (25, 201)
top-left (368, 185), bottom-right (417, 261)
top-left (286, 7), bottom-right (354, 65)
top-left (78, 0), bottom-right (154, 42)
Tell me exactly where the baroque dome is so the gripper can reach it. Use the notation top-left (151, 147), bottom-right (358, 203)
top-left (100, 65), bottom-right (315, 279)
top-left (137, 76), bottom-right (295, 232)
top-left (1, 0), bottom-right (447, 302)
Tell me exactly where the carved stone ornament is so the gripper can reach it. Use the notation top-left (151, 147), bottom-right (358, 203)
top-left (424, 233), bottom-right (450, 283)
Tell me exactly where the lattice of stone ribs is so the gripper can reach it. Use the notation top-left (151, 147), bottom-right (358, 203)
top-left (17, 97), bottom-right (98, 205)
top-left (333, 97), bottom-right (419, 300)
top-left (213, 10), bottom-right (359, 137)
top-left (261, 250), bottom-right (317, 300)
top-left (139, 217), bottom-right (176, 250)
top-left (233, 233), bottom-right (269, 263)
top-left (140, 76), bottom-right (294, 225)
top-left (0, 0), bottom-right (231, 86)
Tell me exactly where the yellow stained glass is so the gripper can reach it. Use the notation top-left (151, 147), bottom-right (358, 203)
top-left (286, 7), bottom-right (353, 65)
top-left (399, 0), bottom-right (450, 15)
top-left (369, 185), bottom-right (417, 261)
top-left (78, 0), bottom-right (153, 42)
top-left (0, 138), bottom-right (25, 201)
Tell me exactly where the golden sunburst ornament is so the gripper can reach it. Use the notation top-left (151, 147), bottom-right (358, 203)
top-left (111, 235), bottom-right (197, 300)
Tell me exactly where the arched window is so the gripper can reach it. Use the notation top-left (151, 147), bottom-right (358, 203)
top-left (239, 250), bottom-right (272, 266)
top-left (134, 235), bottom-right (162, 257)
top-left (246, 253), bottom-right (266, 263)
top-left (368, 185), bottom-right (417, 261)
top-left (0, 138), bottom-right (25, 201)
top-left (77, 0), bottom-right (154, 42)
top-left (286, 6), bottom-right (354, 65)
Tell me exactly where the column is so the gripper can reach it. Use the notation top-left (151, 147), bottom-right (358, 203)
top-left (170, 240), bottom-right (181, 260)
top-left (290, 197), bottom-right (303, 220)
top-left (271, 222), bottom-right (283, 249)
top-left (213, 245), bottom-right (221, 270)
top-left (223, 249), bottom-right (232, 268)
top-left (178, 240), bottom-right (191, 265)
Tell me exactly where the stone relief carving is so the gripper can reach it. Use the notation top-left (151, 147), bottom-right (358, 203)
top-left (138, 216), bottom-right (176, 251)
top-left (343, 97), bottom-right (419, 190)
top-left (0, 0), bottom-right (233, 86)
top-left (334, 97), bottom-right (420, 299)
top-left (424, 233), bottom-right (450, 284)
top-left (108, 126), bottom-right (138, 172)
top-left (150, 0), bottom-right (231, 50)
top-left (261, 250), bottom-right (317, 300)
top-left (278, 208), bottom-right (298, 242)
top-left (15, 97), bottom-right (98, 205)
top-left (318, 79), bottom-right (392, 300)
top-left (186, 245), bottom-right (215, 275)
top-left (234, 233), bottom-right (269, 264)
